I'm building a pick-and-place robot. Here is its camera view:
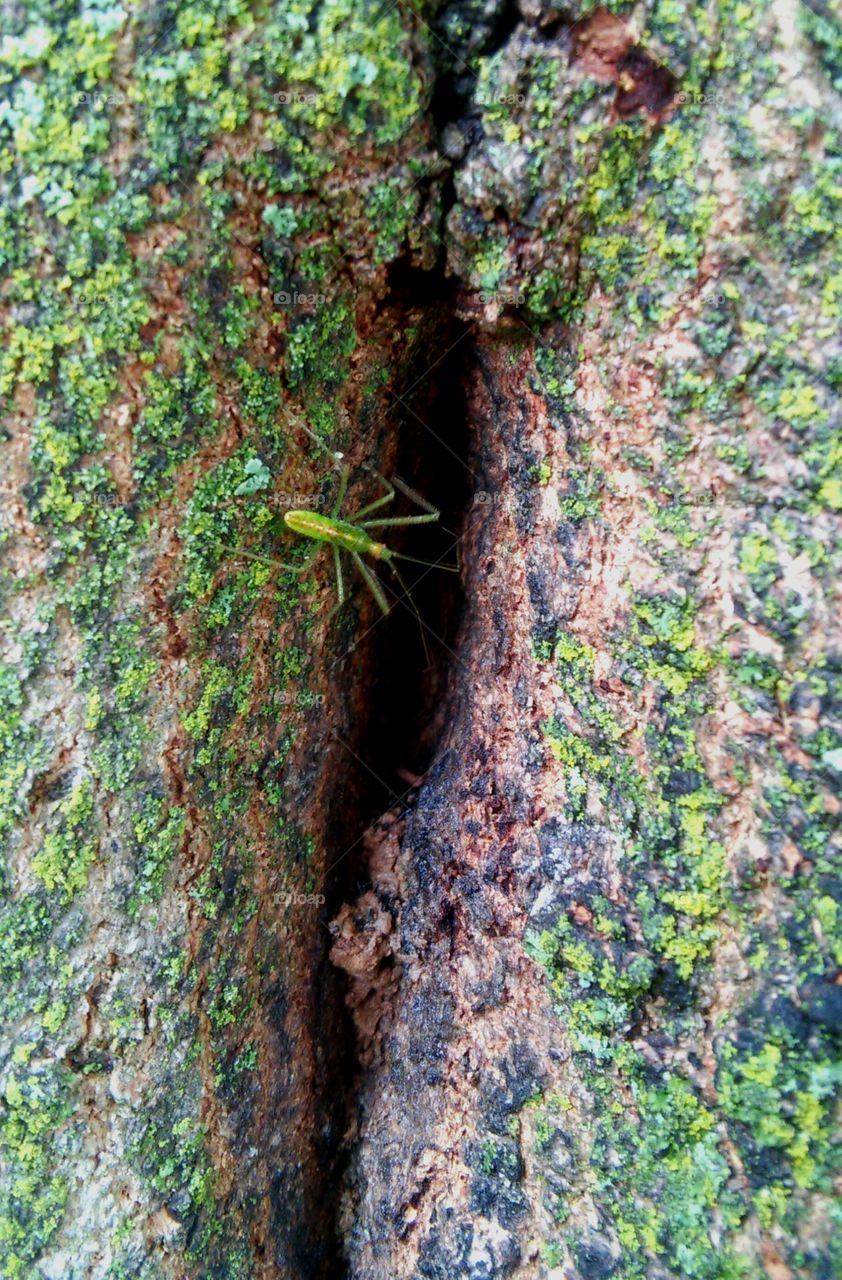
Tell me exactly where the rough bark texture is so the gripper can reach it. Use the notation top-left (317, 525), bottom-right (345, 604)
top-left (1, 2), bottom-right (840, 1279)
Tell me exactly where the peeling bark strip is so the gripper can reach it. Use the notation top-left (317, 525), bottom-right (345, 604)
top-left (1, 2), bottom-right (840, 1280)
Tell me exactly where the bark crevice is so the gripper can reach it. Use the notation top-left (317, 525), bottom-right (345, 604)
top-left (309, 256), bottom-right (476, 1278)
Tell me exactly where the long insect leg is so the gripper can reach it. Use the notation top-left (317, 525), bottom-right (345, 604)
top-left (350, 462), bottom-right (398, 519)
top-left (285, 411), bottom-right (431, 527)
top-left (333, 544), bottom-right (346, 605)
top-left (326, 546), bottom-right (348, 620)
top-left (359, 512), bottom-right (439, 528)
top-left (392, 475), bottom-right (439, 515)
top-left (353, 484), bottom-right (395, 520)
top-left (296, 425), bottom-right (392, 523)
top-left (357, 472), bottom-right (440, 529)
top-left (360, 475), bottom-right (465, 542)
top-left (355, 472), bottom-right (440, 526)
top-left (351, 552), bottom-right (390, 615)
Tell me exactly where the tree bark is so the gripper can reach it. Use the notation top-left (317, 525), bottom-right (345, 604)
top-left (1, 2), bottom-right (839, 1279)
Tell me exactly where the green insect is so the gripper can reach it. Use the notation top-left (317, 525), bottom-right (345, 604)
top-left (234, 417), bottom-right (458, 626)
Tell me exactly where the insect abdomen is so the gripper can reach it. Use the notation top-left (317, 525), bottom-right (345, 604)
top-left (284, 510), bottom-right (388, 559)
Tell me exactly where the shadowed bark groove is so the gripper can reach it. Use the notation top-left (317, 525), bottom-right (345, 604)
top-left (330, 336), bottom-right (573, 1278)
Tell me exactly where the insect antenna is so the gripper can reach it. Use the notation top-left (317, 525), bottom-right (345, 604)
top-left (392, 549), bottom-right (461, 572)
top-left (232, 548), bottom-right (317, 574)
top-left (388, 560), bottom-right (432, 669)
top-left (283, 410), bottom-right (346, 469)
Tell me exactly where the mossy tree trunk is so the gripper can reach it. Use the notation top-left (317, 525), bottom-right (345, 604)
top-left (1, 2), bottom-right (840, 1279)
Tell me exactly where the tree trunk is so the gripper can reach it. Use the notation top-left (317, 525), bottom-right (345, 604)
top-left (1, 2), bottom-right (839, 1279)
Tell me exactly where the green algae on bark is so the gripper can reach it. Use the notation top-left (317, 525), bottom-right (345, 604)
top-left (0, 0), bottom-right (434, 1274)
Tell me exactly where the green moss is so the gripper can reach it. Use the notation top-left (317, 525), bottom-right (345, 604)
top-left (533, 415), bottom-right (839, 1275)
top-left (543, 585), bottom-right (726, 982)
top-left (527, 922), bottom-right (743, 1278)
top-left (558, 465), bottom-right (604, 523)
top-left (9, 0), bottom-right (836, 1273)
top-left (0, 1063), bottom-right (73, 1278)
top-left (0, 647), bottom-right (51, 869)
top-left (131, 1109), bottom-right (219, 1256)
top-left (522, 5), bottom-right (842, 1273)
top-left (571, 106), bottom-right (718, 326)
top-left (0, 896), bottom-right (52, 1024)
top-left (285, 297), bottom-right (358, 430)
top-left (31, 776), bottom-right (96, 901)
top-left (529, 897), bottom-right (837, 1275)
top-left (799, 1), bottom-right (842, 93)
top-left (129, 804), bottom-right (187, 911)
top-left (718, 1029), bottom-right (842, 1193)
top-left (0, 0), bottom-right (432, 1268)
